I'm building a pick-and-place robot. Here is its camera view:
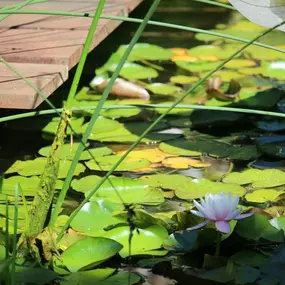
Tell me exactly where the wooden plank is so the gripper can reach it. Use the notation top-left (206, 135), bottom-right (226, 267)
top-left (0, 63), bottom-right (68, 109)
top-left (0, 2), bottom-right (127, 30)
top-left (0, 0), bottom-right (143, 109)
top-left (0, 19), bottom-right (120, 69)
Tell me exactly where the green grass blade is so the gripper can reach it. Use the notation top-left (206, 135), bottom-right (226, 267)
top-left (10, 184), bottom-right (19, 285)
top-left (4, 101), bottom-right (285, 123)
top-left (52, 0), bottom-right (161, 236)
top-left (56, 20), bottom-right (285, 242)
top-left (0, 10), bottom-right (283, 54)
top-left (193, 0), bottom-right (234, 9)
top-left (65, 0), bottom-right (106, 106)
top-left (0, 0), bottom-right (36, 22)
top-left (18, 185), bottom-right (30, 237)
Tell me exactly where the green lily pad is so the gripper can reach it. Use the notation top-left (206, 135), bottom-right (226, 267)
top-left (61, 268), bottom-right (116, 285)
top-left (170, 75), bottom-right (199, 84)
top-left (176, 60), bottom-right (219, 72)
top-left (97, 272), bottom-right (141, 285)
top-left (103, 225), bottom-right (168, 258)
top-left (88, 121), bottom-right (180, 143)
top-left (85, 156), bottom-right (150, 172)
top-left (245, 189), bottom-right (285, 203)
top-left (223, 169), bottom-right (285, 188)
top-left (70, 200), bottom-right (124, 236)
top-left (231, 250), bottom-right (268, 267)
top-left (82, 116), bottom-right (121, 135)
top-left (190, 110), bottom-right (244, 126)
top-left (15, 267), bottom-right (57, 285)
top-left (6, 158), bottom-right (85, 178)
top-left (100, 108), bottom-right (141, 119)
top-left (141, 174), bottom-right (245, 200)
top-left (163, 231), bottom-right (197, 252)
top-left (174, 178), bottom-right (245, 200)
top-left (74, 87), bottom-right (102, 101)
top-left (114, 209), bottom-right (175, 230)
top-left (236, 214), bottom-right (284, 242)
top-left (108, 62), bottom-right (158, 80)
top-left (1, 176), bottom-right (62, 196)
top-left (39, 143), bottom-right (112, 161)
top-left (257, 135), bottom-right (285, 158)
top-left (159, 137), bottom-right (259, 160)
top-left (117, 43), bottom-right (173, 61)
top-left (146, 83), bottom-right (182, 95)
top-left (61, 237), bottom-right (123, 272)
top-left (141, 174), bottom-right (189, 191)
top-left (42, 117), bottom-right (84, 136)
top-left (240, 62), bottom-right (285, 80)
top-left (85, 177), bottom-right (164, 205)
top-left (238, 88), bottom-right (283, 109)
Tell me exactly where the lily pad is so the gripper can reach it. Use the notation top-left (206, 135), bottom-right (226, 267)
top-left (256, 119), bottom-right (285, 132)
top-left (108, 62), bottom-right (158, 80)
top-left (61, 268), bottom-right (116, 285)
top-left (39, 143), bottom-right (112, 161)
top-left (97, 272), bottom-right (141, 285)
top-left (146, 83), bottom-right (182, 95)
top-left (103, 225), bottom-right (169, 258)
top-left (85, 155), bottom-right (151, 172)
top-left (61, 237), bottom-right (123, 272)
top-left (245, 189), bottom-right (285, 203)
top-left (42, 117), bottom-right (84, 136)
top-left (6, 158), bottom-right (85, 178)
top-left (190, 110), bottom-right (244, 126)
top-left (159, 137), bottom-right (259, 160)
top-left (223, 169), bottom-right (285, 188)
top-left (174, 178), bottom-right (245, 200)
top-left (170, 75), bottom-right (199, 84)
top-left (88, 122), bottom-right (180, 143)
top-left (117, 43), bottom-right (173, 61)
top-left (163, 231), bottom-right (197, 252)
top-left (82, 116), bottom-right (121, 136)
top-left (89, 177), bottom-right (164, 205)
top-left (236, 214), bottom-right (284, 242)
top-left (70, 200), bottom-right (124, 236)
top-left (257, 135), bottom-right (285, 158)
top-left (1, 176), bottom-right (62, 196)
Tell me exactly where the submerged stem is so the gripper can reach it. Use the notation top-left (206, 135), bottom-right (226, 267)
top-left (215, 231), bottom-right (222, 257)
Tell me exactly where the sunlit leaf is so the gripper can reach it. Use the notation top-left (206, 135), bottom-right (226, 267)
top-left (61, 237), bottom-right (122, 272)
top-left (223, 169), bottom-right (285, 188)
top-left (103, 225), bottom-right (169, 258)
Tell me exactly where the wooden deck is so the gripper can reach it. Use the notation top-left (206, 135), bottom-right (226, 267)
top-left (0, 0), bottom-right (143, 109)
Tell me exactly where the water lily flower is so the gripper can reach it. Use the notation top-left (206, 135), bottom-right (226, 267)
top-left (188, 192), bottom-right (253, 234)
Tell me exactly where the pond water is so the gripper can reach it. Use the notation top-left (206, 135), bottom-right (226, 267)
top-left (2, 1), bottom-right (285, 285)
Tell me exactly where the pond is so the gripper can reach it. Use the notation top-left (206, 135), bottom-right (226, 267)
top-left (1, 1), bottom-right (285, 285)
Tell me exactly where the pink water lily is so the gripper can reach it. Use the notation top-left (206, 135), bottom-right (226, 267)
top-left (188, 192), bottom-right (253, 234)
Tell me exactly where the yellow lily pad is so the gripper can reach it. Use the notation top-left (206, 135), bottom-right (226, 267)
top-left (162, 157), bottom-right (210, 169)
top-left (245, 189), bottom-right (285, 203)
top-left (116, 148), bottom-right (167, 163)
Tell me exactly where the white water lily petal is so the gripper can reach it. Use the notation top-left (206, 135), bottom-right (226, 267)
top-left (225, 208), bottom-right (242, 220)
top-left (190, 210), bottom-right (205, 218)
top-left (187, 219), bottom-right (211, 231)
top-left (193, 200), bottom-right (215, 220)
top-left (269, 217), bottom-right (281, 230)
top-left (215, 221), bottom-right (231, 234)
top-left (234, 212), bottom-right (254, 220)
top-left (229, 0), bottom-right (285, 32)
